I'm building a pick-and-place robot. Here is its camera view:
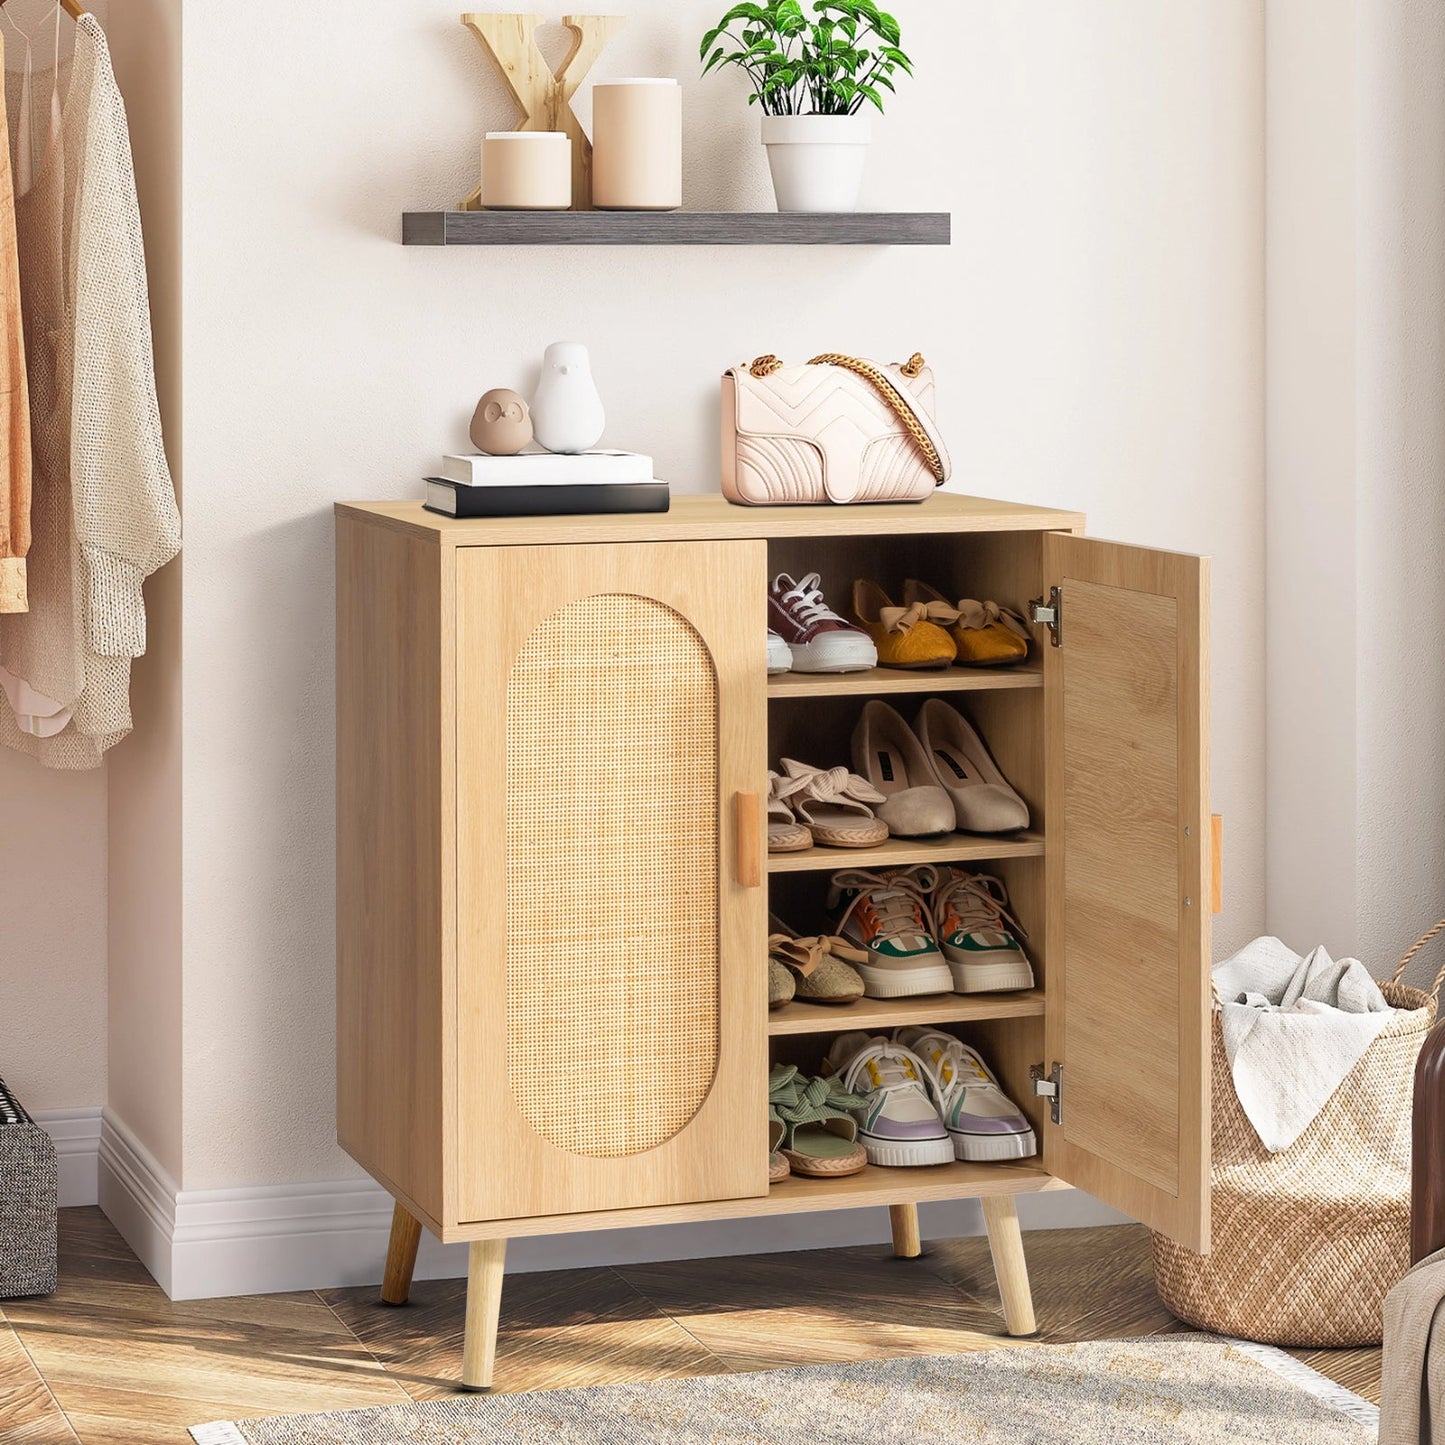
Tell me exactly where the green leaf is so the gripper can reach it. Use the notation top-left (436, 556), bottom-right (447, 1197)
top-left (860, 83), bottom-right (885, 113)
top-left (701, 46), bottom-right (728, 74)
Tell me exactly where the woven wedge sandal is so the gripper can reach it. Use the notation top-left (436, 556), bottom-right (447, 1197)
top-left (778, 759), bottom-right (889, 848)
top-left (775, 1072), bottom-right (869, 1178)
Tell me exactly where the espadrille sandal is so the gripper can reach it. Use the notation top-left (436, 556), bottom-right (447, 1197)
top-left (768, 953), bottom-right (796, 1010)
top-left (768, 1065), bottom-right (799, 1183)
top-left (775, 1072), bottom-right (869, 1178)
top-left (778, 759), bottom-right (889, 849)
top-left (768, 919), bottom-right (866, 1005)
top-left (767, 770), bottom-right (814, 854)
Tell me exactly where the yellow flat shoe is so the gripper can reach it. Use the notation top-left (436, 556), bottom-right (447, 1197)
top-left (852, 579), bottom-right (956, 670)
top-left (902, 580), bottom-right (1030, 667)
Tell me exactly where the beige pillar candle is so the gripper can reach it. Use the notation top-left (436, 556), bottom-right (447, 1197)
top-left (481, 132), bottom-right (572, 211)
top-left (592, 79), bottom-right (683, 211)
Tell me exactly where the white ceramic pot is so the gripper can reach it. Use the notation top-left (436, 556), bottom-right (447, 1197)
top-left (481, 132), bottom-right (572, 211)
top-left (760, 113), bottom-right (873, 213)
top-left (593, 79), bottom-right (683, 211)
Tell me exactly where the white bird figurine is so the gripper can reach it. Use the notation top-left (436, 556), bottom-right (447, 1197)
top-left (531, 342), bottom-right (606, 455)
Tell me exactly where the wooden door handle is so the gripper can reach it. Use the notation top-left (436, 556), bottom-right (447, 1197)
top-left (735, 791), bottom-right (761, 888)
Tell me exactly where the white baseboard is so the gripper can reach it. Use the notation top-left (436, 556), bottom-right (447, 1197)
top-left (34, 1107), bottom-right (102, 1208)
top-left (89, 1109), bottom-right (1128, 1301)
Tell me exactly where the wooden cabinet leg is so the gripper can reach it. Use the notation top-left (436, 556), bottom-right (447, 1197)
top-left (888, 1203), bottom-right (922, 1259)
top-left (461, 1239), bottom-right (507, 1392)
top-left (380, 1203), bottom-right (423, 1306)
top-left (981, 1195), bottom-right (1037, 1336)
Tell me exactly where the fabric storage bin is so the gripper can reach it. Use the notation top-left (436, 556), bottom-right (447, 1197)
top-left (1153, 925), bottom-right (1445, 1347)
top-left (0, 1076), bottom-right (57, 1298)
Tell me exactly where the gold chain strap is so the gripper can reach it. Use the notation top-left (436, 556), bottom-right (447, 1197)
top-left (747, 352), bottom-right (944, 484)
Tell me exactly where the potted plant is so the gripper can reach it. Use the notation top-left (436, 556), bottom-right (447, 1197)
top-left (701, 0), bottom-right (912, 213)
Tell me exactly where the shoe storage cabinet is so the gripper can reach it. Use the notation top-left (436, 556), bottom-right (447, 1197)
top-left (334, 494), bottom-right (1214, 1390)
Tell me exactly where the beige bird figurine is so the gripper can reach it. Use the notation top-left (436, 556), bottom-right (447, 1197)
top-left (470, 388), bottom-right (534, 456)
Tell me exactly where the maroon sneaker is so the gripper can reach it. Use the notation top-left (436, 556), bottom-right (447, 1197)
top-left (769, 572), bottom-right (878, 674)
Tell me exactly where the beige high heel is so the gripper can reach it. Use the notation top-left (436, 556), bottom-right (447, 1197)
top-left (849, 701), bottom-right (956, 839)
top-left (915, 698), bottom-right (1029, 834)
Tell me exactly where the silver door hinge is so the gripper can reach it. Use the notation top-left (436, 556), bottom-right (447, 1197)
top-left (1029, 587), bottom-right (1063, 648)
top-left (1030, 1062), bottom-right (1063, 1125)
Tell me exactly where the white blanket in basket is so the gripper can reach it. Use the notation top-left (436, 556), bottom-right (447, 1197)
top-left (1213, 936), bottom-right (1396, 1153)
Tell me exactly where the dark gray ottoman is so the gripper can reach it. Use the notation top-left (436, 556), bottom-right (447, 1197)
top-left (0, 1077), bottom-right (57, 1297)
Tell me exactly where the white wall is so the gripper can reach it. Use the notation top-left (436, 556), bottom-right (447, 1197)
top-left (175, 0), bottom-right (1266, 1191)
top-left (1354, 0), bottom-right (1445, 979)
top-left (106, 0), bottom-right (185, 1180)
top-left (1263, 0), bottom-right (1445, 983)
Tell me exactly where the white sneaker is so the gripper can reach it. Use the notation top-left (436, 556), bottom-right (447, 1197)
top-left (767, 629), bottom-right (792, 675)
top-left (823, 1032), bottom-right (954, 1167)
top-left (894, 1028), bottom-right (1037, 1162)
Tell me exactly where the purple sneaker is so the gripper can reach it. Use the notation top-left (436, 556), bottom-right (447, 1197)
top-left (824, 1032), bottom-right (954, 1167)
top-left (895, 1028), bottom-right (1037, 1162)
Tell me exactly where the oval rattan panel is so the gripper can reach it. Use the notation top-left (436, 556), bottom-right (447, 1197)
top-left (505, 594), bottom-right (721, 1158)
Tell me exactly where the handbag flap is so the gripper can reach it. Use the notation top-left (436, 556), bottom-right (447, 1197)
top-left (727, 360), bottom-right (952, 504)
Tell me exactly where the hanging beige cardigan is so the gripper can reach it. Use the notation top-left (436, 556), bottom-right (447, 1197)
top-left (0, 29), bottom-right (32, 615)
top-left (0, 15), bottom-right (179, 768)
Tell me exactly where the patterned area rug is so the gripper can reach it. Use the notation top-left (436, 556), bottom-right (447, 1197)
top-left (190, 1335), bottom-right (1379, 1444)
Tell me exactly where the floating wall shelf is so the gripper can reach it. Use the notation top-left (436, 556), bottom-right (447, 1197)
top-left (401, 210), bottom-right (951, 247)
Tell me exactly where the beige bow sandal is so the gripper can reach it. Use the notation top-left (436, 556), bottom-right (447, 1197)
top-left (915, 698), bottom-right (1030, 834)
top-left (778, 760), bottom-right (889, 848)
top-left (767, 770), bottom-right (814, 854)
top-left (849, 701), bottom-right (956, 839)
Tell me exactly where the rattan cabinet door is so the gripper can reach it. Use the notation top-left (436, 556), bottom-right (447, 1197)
top-left (455, 540), bottom-right (769, 1223)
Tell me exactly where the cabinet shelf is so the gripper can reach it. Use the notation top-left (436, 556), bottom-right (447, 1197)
top-left (768, 830), bottom-right (1045, 874)
top-left (768, 664), bottom-right (1043, 700)
top-left (763, 1159), bottom-right (1058, 1213)
top-left (768, 989), bottom-right (1047, 1037)
top-left (403, 210), bottom-right (951, 247)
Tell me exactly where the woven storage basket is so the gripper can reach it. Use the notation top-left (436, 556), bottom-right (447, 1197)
top-left (0, 1076), bottom-right (57, 1299)
top-left (1152, 924), bottom-right (1445, 1347)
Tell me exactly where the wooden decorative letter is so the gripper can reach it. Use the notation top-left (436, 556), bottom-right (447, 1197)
top-left (459, 12), bottom-right (626, 212)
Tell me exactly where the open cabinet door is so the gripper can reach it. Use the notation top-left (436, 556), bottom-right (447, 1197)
top-left (1040, 534), bottom-right (1211, 1253)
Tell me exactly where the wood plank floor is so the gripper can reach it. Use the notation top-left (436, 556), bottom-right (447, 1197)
top-left (0, 1208), bottom-right (1382, 1444)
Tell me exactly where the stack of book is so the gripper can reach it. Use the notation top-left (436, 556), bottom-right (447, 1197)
top-left (423, 452), bottom-right (668, 518)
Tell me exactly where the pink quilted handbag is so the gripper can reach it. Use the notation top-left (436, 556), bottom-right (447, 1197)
top-left (721, 352), bottom-right (952, 506)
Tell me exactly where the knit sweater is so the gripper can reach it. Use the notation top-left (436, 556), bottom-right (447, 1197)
top-left (0, 15), bottom-right (179, 768)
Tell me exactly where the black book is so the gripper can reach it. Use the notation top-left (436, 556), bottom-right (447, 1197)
top-left (423, 478), bottom-right (670, 519)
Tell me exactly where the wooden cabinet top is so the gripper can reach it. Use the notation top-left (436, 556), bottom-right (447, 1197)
top-left (334, 493), bottom-right (1087, 547)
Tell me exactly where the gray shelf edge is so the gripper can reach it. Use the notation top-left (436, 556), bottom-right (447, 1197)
top-left (401, 211), bottom-right (951, 247)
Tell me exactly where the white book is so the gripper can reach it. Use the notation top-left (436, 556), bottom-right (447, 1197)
top-left (440, 450), bottom-right (654, 486)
